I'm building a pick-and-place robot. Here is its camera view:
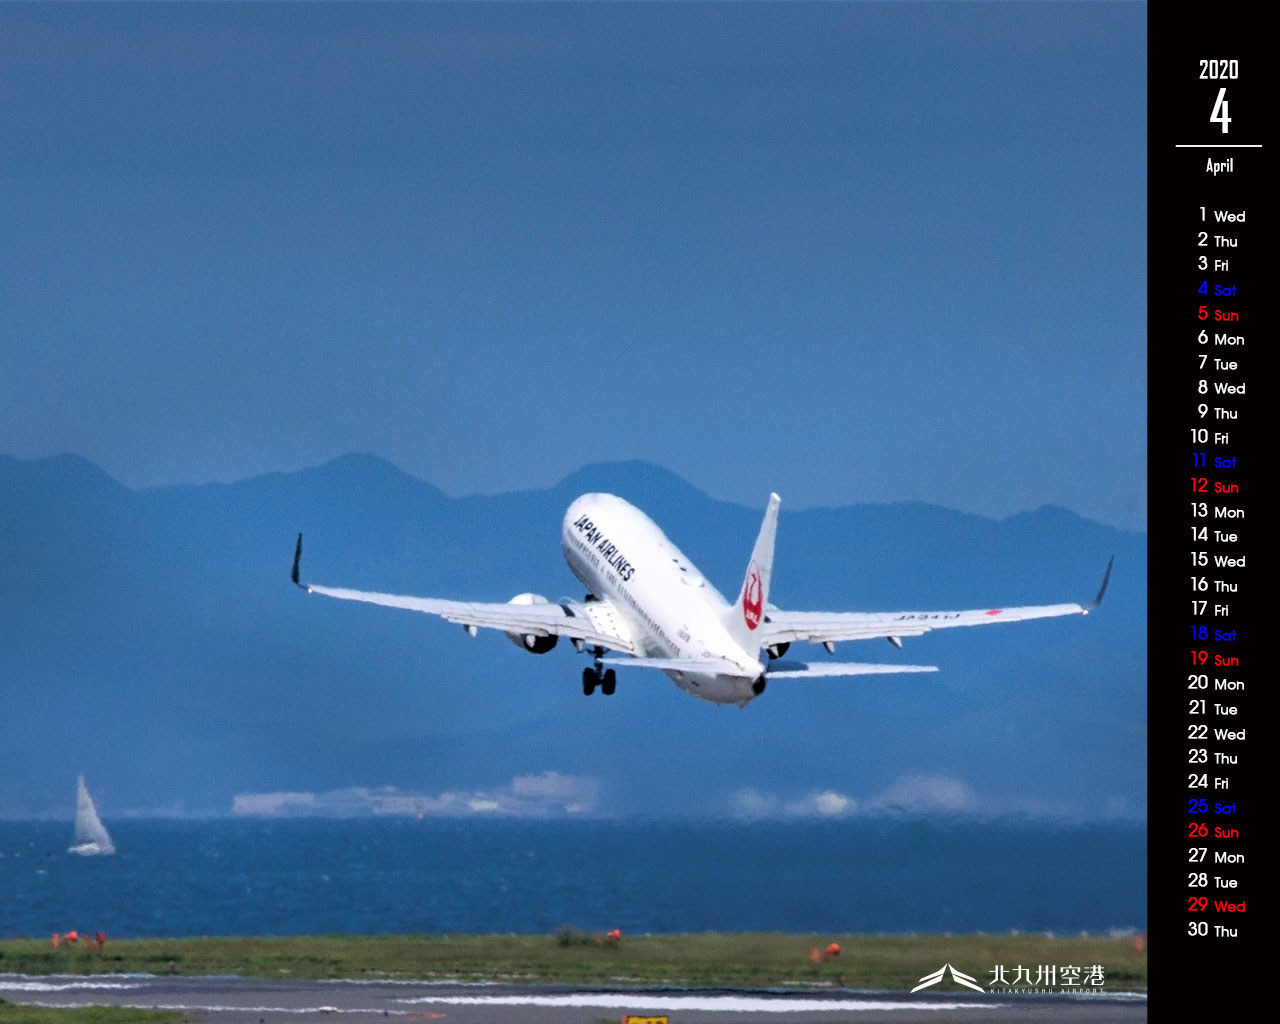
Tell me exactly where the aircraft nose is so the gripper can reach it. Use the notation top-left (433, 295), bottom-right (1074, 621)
top-left (563, 496), bottom-right (589, 533)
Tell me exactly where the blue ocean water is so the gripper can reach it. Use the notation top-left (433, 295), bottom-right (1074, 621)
top-left (0, 817), bottom-right (1144, 939)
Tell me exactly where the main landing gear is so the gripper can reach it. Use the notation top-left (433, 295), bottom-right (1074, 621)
top-left (581, 647), bottom-right (616, 696)
top-left (582, 667), bottom-right (617, 696)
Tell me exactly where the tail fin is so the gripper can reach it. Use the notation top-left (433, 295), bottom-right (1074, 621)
top-left (726, 493), bottom-right (781, 652)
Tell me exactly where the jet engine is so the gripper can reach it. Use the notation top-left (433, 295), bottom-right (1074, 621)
top-left (504, 593), bottom-right (558, 653)
top-left (766, 641), bottom-right (790, 659)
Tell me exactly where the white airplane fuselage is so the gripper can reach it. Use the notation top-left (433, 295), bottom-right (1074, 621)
top-left (295, 488), bottom-right (1106, 708)
top-left (561, 493), bottom-right (766, 705)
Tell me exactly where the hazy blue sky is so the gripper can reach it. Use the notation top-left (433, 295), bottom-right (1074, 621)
top-left (1, 3), bottom-right (1146, 529)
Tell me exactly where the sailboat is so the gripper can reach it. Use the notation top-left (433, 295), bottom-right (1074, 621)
top-left (68, 774), bottom-right (115, 856)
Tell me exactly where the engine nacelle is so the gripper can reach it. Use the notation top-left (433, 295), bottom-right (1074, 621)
top-left (766, 641), bottom-right (790, 659)
top-left (504, 593), bottom-right (558, 654)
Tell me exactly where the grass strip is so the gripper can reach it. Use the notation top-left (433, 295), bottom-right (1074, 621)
top-left (0, 1006), bottom-right (183, 1024)
top-left (0, 932), bottom-right (1146, 992)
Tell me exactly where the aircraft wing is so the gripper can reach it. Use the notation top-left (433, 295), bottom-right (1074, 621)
top-left (292, 537), bottom-right (637, 654)
top-left (760, 557), bottom-right (1113, 649)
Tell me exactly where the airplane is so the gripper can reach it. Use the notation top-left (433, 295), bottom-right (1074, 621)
top-left (291, 492), bottom-right (1112, 708)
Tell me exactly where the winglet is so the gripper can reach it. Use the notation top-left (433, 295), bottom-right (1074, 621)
top-left (1082, 555), bottom-right (1114, 613)
top-left (291, 533), bottom-right (305, 589)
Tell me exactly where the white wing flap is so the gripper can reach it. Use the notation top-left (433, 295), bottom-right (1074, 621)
top-left (600, 656), bottom-right (746, 674)
top-left (762, 556), bottom-right (1113, 649)
top-left (761, 602), bottom-right (1086, 647)
top-left (765, 660), bottom-right (939, 678)
top-left (596, 656), bottom-right (939, 680)
top-left (302, 584), bottom-right (637, 654)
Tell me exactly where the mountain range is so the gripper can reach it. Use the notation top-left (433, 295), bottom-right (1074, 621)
top-left (0, 453), bottom-right (1145, 820)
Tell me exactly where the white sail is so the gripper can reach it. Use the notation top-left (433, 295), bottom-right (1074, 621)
top-left (68, 774), bottom-right (115, 856)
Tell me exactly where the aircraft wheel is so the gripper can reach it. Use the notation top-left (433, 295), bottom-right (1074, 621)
top-left (582, 668), bottom-right (598, 696)
top-left (601, 669), bottom-right (617, 696)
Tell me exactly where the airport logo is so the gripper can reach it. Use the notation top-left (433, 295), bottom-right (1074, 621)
top-left (914, 960), bottom-right (1110, 995)
top-left (911, 963), bottom-right (984, 993)
top-left (988, 963), bottom-right (1107, 992)
top-left (742, 562), bottom-right (763, 630)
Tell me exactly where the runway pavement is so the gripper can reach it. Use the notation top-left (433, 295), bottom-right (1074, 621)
top-left (0, 972), bottom-right (1147, 1023)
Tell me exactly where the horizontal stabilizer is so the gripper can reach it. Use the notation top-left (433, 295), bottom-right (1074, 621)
top-left (766, 660), bottom-right (938, 678)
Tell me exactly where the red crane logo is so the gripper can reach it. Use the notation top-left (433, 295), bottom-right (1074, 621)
top-left (742, 563), bottom-right (763, 630)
